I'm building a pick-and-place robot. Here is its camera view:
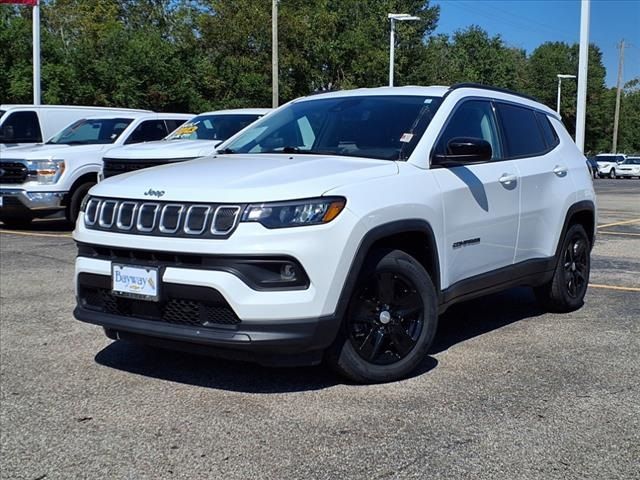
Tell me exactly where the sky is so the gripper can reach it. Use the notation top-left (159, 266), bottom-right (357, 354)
top-left (432, 0), bottom-right (640, 88)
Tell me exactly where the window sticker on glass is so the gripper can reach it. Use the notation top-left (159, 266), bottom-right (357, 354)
top-left (400, 133), bottom-right (414, 143)
top-left (175, 124), bottom-right (198, 137)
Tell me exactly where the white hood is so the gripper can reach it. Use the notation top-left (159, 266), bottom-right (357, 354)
top-left (0, 143), bottom-right (108, 159)
top-left (104, 139), bottom-right (220, 160)
top-left (91, 154), bottom-right (399, 203)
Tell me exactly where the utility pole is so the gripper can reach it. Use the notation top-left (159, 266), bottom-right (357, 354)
top-left (271, 0), bottom-right (279, 108)
top-left (612, 39), bottom-right (625, 153)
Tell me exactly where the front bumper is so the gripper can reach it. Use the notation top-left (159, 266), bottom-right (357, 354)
top-left (616, 170), bottom-right (640, 177)
top-left (0, 188), bottom-right (66, 219)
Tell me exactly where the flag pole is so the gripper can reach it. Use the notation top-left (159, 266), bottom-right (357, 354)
top-left (32, 0), bottom-right (41, 105)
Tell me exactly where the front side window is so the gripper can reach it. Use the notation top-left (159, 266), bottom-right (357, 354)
top-left (434, 100), bottom-right (502, 160)
top-left (0, 111), bottom-right (42, 143)
top-left (47, 118), bottom-right (133, 145)
top-left (166, 114), bottom-right (262, 141)
top-left (496, 103), bottom-right (547, 158)
top-left (125, 120), bottom-right (168, 144)
top-left (222, 96), bottom-right (442, 161)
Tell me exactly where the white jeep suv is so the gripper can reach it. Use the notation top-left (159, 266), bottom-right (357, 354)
top-left (73, 84), bottom-right (596, 383)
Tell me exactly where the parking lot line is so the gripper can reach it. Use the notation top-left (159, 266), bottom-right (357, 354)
top-left (598, 231), bottom-right (640, 237)
top-left (0, 229), bottom-right (72, 238)
top-left (597, 218), bottom-right (640, 229)
top-left (589, 283), bottom-right (640, 293)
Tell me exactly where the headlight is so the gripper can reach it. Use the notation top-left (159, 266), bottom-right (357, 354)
top-left (26, 159), bottom-right (65, 185)
top-left (241, 197), bottom-right (346, 228)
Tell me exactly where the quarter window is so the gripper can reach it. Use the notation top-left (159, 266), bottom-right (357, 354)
top-left (0, 111), bottom-right (42, 143)
top-left (535, 112), bottom-right (559, 149)
top-left (435, 100), bottom-right (502, 160)
top-left (496, 103), bottom-right (547, 158)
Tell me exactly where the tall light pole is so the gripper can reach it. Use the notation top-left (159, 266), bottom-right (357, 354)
top-left (556, 74), bottom-right (576, 114)
top-left (575, 0), bottom-right (590, 152)
top-left (33, 0), bottom-right (41, 105)
top-left (272, 0), bottom-right (279, 108)
top-left (388, 13), bottom-right (420, 87)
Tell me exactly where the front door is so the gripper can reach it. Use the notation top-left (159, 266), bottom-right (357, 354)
top-left (430, 99), bottom-right (520, 288)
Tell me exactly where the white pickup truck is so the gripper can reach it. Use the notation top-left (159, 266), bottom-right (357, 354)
top-left (0, 112), bottom-right (192, 227)
top-left (99, 109), bottom-right (270, 180)
top-left (0, 104), bottom-right (153, 151)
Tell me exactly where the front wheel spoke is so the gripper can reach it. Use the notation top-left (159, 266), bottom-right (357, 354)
top-left (359, 328), bottom-right (385, 361)
top-left (389, 324), bottom-right (416, 358)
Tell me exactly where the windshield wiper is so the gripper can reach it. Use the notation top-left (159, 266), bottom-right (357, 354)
top-left (217, 147), bottom-right (235, 154)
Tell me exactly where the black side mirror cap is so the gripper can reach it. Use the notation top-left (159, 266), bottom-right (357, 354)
top-left (432, 137), bottom-right (492, 167)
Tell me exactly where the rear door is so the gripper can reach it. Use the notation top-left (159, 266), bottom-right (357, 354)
top-left (431, 99), bottom-right (520, 287)
top-left (497, 104), bottom-right (574, 262)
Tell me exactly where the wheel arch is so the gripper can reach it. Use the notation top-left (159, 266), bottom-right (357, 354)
top-left (62, 172), bottom-right (97, 206)
top-left (555, 200), bottom-right (596, 258)
top-left (333, 219), bottom-right (442, 320)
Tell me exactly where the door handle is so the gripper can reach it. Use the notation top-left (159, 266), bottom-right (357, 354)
top-left (553, 165), bottom-right (568, 177)
top-left (499, 173), bottom-right (518, 185)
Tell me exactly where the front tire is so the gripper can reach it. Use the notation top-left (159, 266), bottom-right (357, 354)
top-left (535, 224), bottom-right (591, 312)
top-left (327, 250), bottom-right (438, 383)
top-left (66, 181), bottom-right (95, 224)
top-left (609, 169), bottom-right (616, 179)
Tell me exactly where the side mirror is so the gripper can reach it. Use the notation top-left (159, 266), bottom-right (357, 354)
top-left (433, 137), bottom-right (492, 167)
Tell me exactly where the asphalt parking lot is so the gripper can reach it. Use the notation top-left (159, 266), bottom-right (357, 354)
top-left (0, 179), bottom-right (638, 480)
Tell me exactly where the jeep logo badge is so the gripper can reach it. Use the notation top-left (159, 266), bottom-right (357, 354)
top-left (144, 188), bottom-right (165, 198)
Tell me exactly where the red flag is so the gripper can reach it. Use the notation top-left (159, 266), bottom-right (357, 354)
top-left (0, 0), bottom-right (38, 5)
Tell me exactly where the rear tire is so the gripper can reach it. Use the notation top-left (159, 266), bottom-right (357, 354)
top-left (326, 249), bottom-right (438, 383)
top-left (66, 181), bottom-right (95, 224)
top-left (535, 224), bottom-right (590, 313)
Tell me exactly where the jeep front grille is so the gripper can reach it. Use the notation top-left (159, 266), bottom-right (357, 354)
top-left (84, 197), bottom-right (242, 238)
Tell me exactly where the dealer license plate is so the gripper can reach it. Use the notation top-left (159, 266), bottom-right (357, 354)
top-left (112, 264), bottom-right (160, 301)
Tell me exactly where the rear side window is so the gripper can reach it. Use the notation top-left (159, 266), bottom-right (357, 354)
top-left (165, 119), bottom-right (187, 134)
top-left (126, 120), bottom-right (169, 144)
top-left (535, 112), bottom-right (559, 149)
top-left (496, 103), bottom-right (547, 158)
top-left (0, 111), bottom-right (42, 143)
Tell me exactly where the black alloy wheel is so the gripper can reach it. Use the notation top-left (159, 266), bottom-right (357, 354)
top-left (562, 232), bottom-right (589, 299)
top-left (347, 272), bottom-right (424, 365)
top-left (535, 223), bottom-right (591, 313)
top-left (327, 249), bottom-right (438, 383)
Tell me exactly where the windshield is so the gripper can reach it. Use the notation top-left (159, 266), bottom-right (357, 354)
top-left (47, 118), bottom-right (133, 145)
top-left (166, 114), bottom-right (262, 141)
top-left (623, 158), bottom-right (640, 165)
top-left (221, 95), bottom-right (442, 161)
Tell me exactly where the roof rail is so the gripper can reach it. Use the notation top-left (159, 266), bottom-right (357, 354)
top-left (448, 83), bottom-right (539, 103)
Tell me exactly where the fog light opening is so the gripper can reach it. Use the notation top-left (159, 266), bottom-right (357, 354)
top-left (280, 263), bottom-right (297, 282)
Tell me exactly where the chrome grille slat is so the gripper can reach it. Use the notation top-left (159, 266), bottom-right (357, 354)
top-left (137, 203), bottom-right (160, 232)
top-left (159, 204), bottom-right (184, 234)
top-left (212, 205), bottom-right (241, 234)
top-left (184, 205), bottom-right (211, 235)
top-left (116, 202), bottom-right (138, 230)
top-left (98, 200), bottom-right (118, 228)
top-left (83, 197), bottom-right (242, 239)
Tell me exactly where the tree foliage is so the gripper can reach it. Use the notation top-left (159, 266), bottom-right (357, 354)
top-left (1, 0), bottom-right (638, 152)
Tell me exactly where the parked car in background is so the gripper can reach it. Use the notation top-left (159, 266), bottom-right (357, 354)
top-left (99, 108), bottom-right (270, 180)
top-left (0, 104), bottom-right (151, 151)
top-left (616, 157), bottom-right (640, 178)
top-left (0, 112), bottom-right (192, 227)
top-left (586, 156), bottom-right (599, 178)
top-left (595, 153), bottom-right (626, 178)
